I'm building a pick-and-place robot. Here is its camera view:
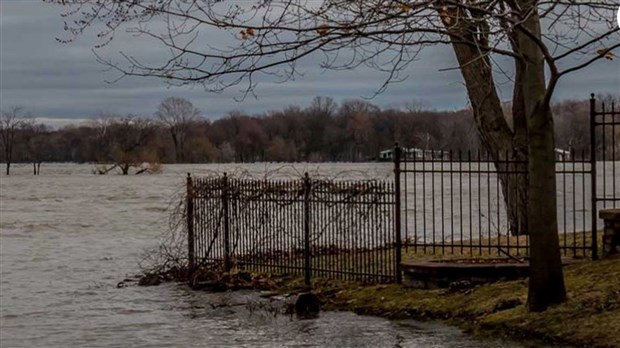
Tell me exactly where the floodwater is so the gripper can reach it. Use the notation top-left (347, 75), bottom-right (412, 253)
top-left (0, 163), bottom-right (544, 348)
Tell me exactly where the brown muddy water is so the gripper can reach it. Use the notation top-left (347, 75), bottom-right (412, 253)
top-left (0, 163), bottom-right (564, 347)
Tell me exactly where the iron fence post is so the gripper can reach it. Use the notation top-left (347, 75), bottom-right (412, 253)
top-left (222, 173), bottom-right (232, 271)
top-left (393, 142), bottom-right (403, 284)
top-left (590, 93), bottom-right (598, 260)
top-left (303, 172), bottom-right (312, 287)
top-left (186, 173), bottom-right (195, 271)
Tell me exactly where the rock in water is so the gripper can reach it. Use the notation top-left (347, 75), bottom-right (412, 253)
top-left (294, 292), bottom-right (320, 318)
top-left (138, 274), bottom-right (162, 286)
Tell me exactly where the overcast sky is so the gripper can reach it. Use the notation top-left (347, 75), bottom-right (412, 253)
top-left (1, 1), bottom-right (619, 125)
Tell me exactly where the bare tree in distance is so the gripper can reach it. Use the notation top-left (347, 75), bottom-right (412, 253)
top-left (0, 97), bottom-right (610, 165)
top-left (48, 0), bottom-right (620, 311)
top-left (21, 117), bottom-right (48, 175)
top-left (90, 116), bottom-right (113, 162)
top-left (111, 116), bottom-right (159, 175)
top-left (308, 96), bottom-right (338, 118)
top-left (0, 107), bottom-right (28, 175)
top-left (155, 97), bottom-right (201, 163)
top-left (92, 116), bottom-right (161, 175)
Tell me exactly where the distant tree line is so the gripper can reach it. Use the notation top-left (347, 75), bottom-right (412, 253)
top-left (0, 95), bottom-right (616, 174)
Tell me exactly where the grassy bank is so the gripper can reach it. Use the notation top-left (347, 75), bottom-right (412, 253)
top-left (282, 258), bottom-right (619, 348)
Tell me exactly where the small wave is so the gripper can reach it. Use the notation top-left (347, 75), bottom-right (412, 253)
top-left (1, 313), bottom-right (20, 319)
top-left (67, 223), bottom-right (94, 229)
top-left (0, 221), bottom-right (18, 229)
top-left (144, 207), bottom-right (167, 213)
top-left (140, 193), bottom-right (166, 200)
top-left (21, 223), bottom-right (60, 232)
top-left (115, 308), bottom-right (153, 315)
top-left (106, 194), bottom-right (140, 201)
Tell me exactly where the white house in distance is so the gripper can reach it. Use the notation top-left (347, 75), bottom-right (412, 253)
top-left (378, 147), bottom-right (448, 161)
top-left (379, 147), bottom-right (572, 161)
top-left (378, 149), bottom-right (393, 161)
top-left (555, 148), bottom-right (571, 161)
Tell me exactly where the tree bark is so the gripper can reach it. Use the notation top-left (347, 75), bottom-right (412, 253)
top-left (505, 32), bottom-right (530, 236)
top-left (499, 157), bottom-right (528, 236)
top-left (515, 4), bottom-right (566, 311)
top-left (526, 107), bottom-right (566, 311)
top-left (445, 10), bottom-right (528, 235)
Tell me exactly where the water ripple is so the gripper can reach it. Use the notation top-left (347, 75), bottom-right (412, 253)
top-left (1, 164), bottom-right (538, 348)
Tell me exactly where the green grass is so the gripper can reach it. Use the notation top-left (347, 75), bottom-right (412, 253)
top-left (400, 230), bottom-right (602, 262)
top-left (278, 257), bottom-right (620, 348)
top-left (237, 231), bottom-right (602, 283)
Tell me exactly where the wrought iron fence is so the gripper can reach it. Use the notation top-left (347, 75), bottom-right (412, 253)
top-left (591, 94), bottom-right (620, 260)
top-left (393, 95), bottom-right (619, 260)
top-left (395, 149), bottom-right (593, 259)
top-left (187, 174), bottom-right (398, 284)
top-left (185, 95), bottom-right (617, 284)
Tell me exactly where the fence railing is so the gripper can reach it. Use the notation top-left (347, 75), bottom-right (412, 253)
top-left (187, 174), bottom-right (398, 285)
top-left (392, 95), bottom-right (618, 261)
top-left (591, 94), bottom-right (620, 260)
top-left (185, 95), bottom-right (618, 284)
top-left (395, 149), bottom-right (593, 259)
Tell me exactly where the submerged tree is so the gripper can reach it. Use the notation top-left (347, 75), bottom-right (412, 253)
top-left (49, 0), bottom-right (620, 311)
top-left (89, 116), bottom-right (114, 166)
top-left (21, 120), bottom-right (48, 175)
top-left (0, 107), bottom-right (27, 176)
top-left (92, 116), bottom-right (160, 175)
top-left (155, 97), bottom-right (201, 163)
top-left (110, 117), bottom-right (159, 175)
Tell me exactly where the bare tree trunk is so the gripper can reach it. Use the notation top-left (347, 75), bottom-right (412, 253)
top-left (505, 36), bottom-right (530, 237)
top-left (33, 163), bottom-right (36, 175)
top-left (526, 106), bottom-right (565, 311)
top-left (446, 17), bottom-right (528, 235)
top-left (178, 133), bottom-right (186, 164)
top-left (495, 133), bottom-right (529, 236)
top-left (517, 5), bottom-right (566, 311)
top-left (4, 144), bottom-right (11, 175)
top-left (171, 132), bottom-right (181, 163)
top-left (5, 149), bottom-right (11, 176)
top-left (498, 155), bottom-right (528, 236)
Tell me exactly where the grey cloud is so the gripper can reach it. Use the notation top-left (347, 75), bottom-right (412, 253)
top-left (1, 1), bottom-right (618, 121)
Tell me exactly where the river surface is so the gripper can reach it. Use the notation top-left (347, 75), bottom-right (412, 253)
top-left (0, 162), bottom-right (598, 347)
